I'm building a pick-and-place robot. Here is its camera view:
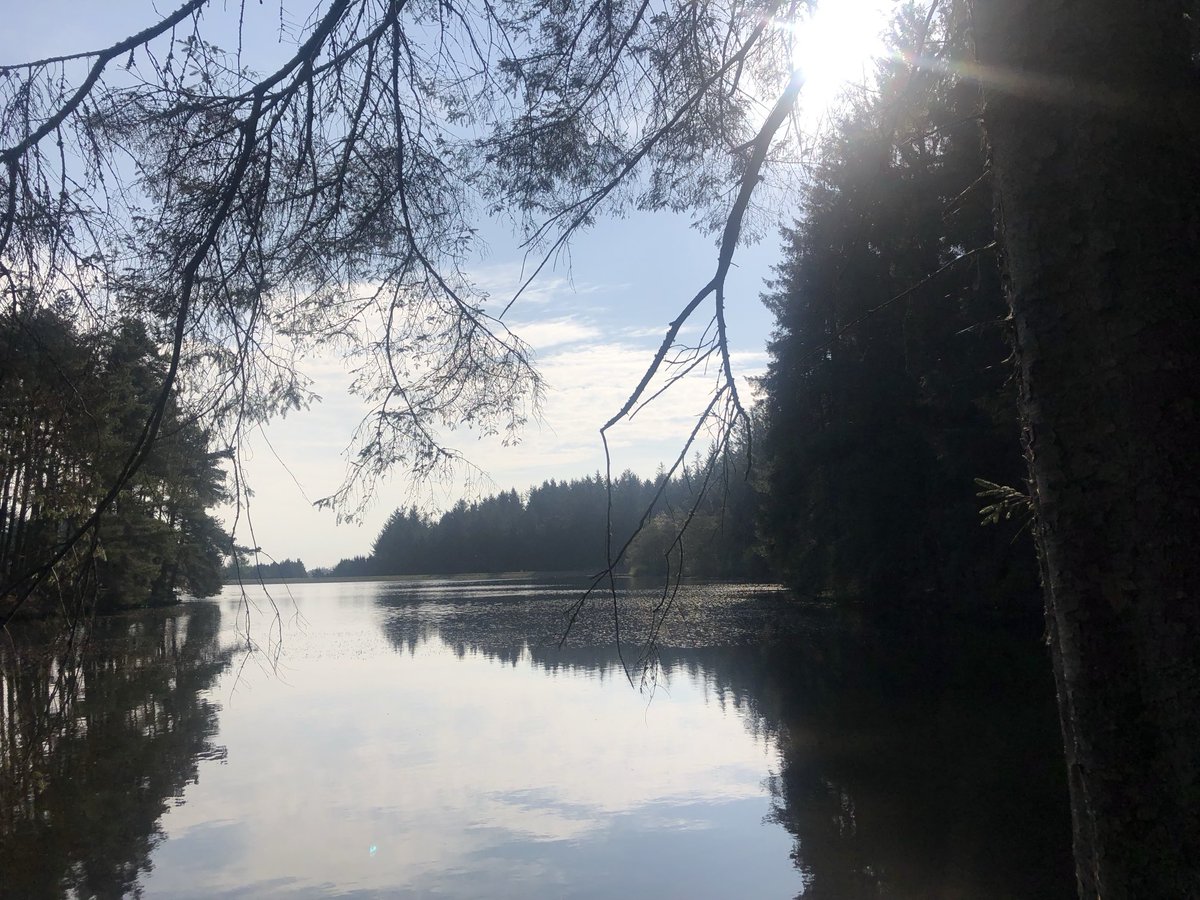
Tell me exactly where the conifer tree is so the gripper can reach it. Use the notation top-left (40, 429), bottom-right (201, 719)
top-left (759, 5), bottom-right (1032, 608)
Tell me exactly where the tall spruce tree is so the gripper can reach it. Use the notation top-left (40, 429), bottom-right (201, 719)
top-left (972, 0), bottom-right (1200, 891)
top-left (759, 5), bottom-right (1034, 608)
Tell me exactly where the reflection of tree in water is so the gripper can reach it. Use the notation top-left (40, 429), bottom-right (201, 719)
top-left (734, 619), bottom-right (1075, 899)
top-left (376, 582), bottom-right (1073, 898)
top-left (0, 602), bottom-right (232, 899)
top-left (375, 578), bottom-right (801, 670)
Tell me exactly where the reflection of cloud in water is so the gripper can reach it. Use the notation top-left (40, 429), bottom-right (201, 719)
top-left (137, 580), bottom-right (801, 898)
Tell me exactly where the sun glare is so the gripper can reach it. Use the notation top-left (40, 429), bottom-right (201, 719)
top-left (786, 0), bottom-right (892, 119)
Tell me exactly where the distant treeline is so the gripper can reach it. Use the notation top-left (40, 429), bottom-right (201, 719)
top-left (221, 557), bottom-right (308, 581)
top-left (317, 458), bottom-right (767, 580)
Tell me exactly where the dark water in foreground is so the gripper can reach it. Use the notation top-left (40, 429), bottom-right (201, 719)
top-left (0, 578), bottom-right (1073, 898)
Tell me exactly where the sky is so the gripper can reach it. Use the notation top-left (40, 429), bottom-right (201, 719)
top-left (231, 213), bottom-right (782, 567)
top-left (2, 0), bottom-right (894, 567)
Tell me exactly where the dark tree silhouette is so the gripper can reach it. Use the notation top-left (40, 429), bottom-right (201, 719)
top-left (0, 307), bottom-right (230, 613)
top-left (972, 1), bottom-right (1200, 892)
top-left (334, 452), bottom-right (764, 579)
top-left (759, 4), bottom-right (1034, 609)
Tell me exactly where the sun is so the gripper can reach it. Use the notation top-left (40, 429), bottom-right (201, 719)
top-left (785, 0), bottom-right (893, 119)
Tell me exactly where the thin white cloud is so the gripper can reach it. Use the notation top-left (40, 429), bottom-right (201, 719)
top-left (508, 317), bottom-right (601, 350)
top-left (623, 325), bottom-right (672, 339)
top-left (471, 261), bottom-right (614, 311)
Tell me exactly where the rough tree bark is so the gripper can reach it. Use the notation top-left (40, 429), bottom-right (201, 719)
top-left (971, 1), bottom-right (1200, 895)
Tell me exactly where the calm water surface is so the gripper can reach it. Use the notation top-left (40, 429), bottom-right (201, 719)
top-left (0, 578), bottom-right (1073, 898)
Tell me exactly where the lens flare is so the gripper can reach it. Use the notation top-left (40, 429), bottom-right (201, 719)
top-left (777, 0), bottom-right (892, 117)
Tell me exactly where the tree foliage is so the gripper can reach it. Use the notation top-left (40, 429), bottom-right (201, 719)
top-left (0, 307), bottom-right (230, 613)
top-left (758, 5), bottom-right (1035, 607)
top-left (223, 555), bottom-right (308, 581)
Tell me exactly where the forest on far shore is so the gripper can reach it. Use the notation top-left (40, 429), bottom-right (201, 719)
top-left (229, 458), bottom-right (766, 583)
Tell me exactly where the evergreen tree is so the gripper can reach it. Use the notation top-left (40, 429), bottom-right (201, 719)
top-left (973, 0), bottom-right (1200, 890)
top-left (759, 6), bottom-right (1034, 608)
top-left (0, 307), bottom-right (231, 613)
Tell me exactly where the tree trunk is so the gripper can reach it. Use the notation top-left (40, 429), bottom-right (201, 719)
top-left (971, 1), bottom-right (1200, 895)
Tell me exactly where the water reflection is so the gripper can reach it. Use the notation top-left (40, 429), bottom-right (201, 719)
top-left (749, 622), bottom-right (1072, 898)
top-left (1, 580), bottom-right (1071, 898)
top-left (0, 603), bottom-right (232, 898)
top-left (373, 578), bottom-right (1074, 898)
top-left (136, 581), bottom-right (803, 898)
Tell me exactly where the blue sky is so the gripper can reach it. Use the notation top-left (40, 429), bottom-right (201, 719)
top-left (3, 0), bottom-right (892, 566)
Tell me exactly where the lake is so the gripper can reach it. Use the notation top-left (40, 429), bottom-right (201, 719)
top-left (0, 577), bottom-right (1074, 898)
